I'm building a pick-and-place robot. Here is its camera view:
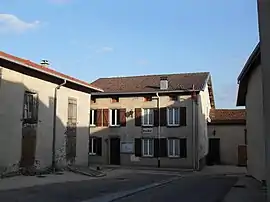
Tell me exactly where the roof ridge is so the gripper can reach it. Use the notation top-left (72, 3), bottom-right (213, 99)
top-left (96, 71), bottom-right (210, 80)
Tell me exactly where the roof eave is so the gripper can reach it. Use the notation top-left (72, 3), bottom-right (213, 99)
top-left (0, 55), bottom-right (104, 92)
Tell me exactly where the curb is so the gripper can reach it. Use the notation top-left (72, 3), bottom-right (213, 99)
top-left (81, 176), bottom-right (181, 202)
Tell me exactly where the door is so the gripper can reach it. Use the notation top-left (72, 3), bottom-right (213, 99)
top-left (110, 138), bottom-right (120, 165)
top-left (238, 145), bottom-right (247, 166)
top-left (207, 138), bottom-right (220, 165)
top-left (66, 98), bottom-right (77, 164)
top-left (20, 92), bottom-right (38, 168)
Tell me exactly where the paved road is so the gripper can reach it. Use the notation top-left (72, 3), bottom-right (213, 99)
top-left (0, 172), bottom-right (173, 202)
top-left (116, 175), bottom-right (238, 202)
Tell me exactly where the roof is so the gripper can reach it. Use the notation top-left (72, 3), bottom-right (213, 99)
top-left (236, 43), bottom-right (261, 106)
top-left (0, 51), bottom-right (103, 92)
top-left (91, 72), bottom-right (210, 93)
top-left (209, 109), bottom-right (246, 125)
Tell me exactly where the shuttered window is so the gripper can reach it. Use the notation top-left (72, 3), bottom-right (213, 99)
top-left (142, 139), bottom-right (154, 157)
top-left (23, 91), bottom-right (38, 124)
top-left (168, 139), bottom-right (180, 157)
top-left (90, 109), bottom-right (97, 126)
top-left (110, 109), bottom-right (120, 126)
top-left (142, 108), bottom-right (154, 126)
top-left (167, 108), bottom-right (180, 126)
top-left (89, 137), bottom-right (102, 156)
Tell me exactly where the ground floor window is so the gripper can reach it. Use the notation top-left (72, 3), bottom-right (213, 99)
top-left (142, 139), bottom-right (154, 157)
top-left (168, 139), bottom-right (180, 157)
top-left (89, 137), bottom-right (102, 156)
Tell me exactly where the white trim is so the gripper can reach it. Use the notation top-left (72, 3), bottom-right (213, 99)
top-left (142, 139), bottom-right (154, 157)
top-left (109, 109), bottom-right (120, 126)
top-left (142, 108), bottom-right (154, 126)
top-left (89, 138), bottom-right (96, 155)
top-left (167, 139), bottom-right (180, 157)
top-left (90, 109), bottom-right (96, 126)
top-left (167, 108), bottom-right (180, 126)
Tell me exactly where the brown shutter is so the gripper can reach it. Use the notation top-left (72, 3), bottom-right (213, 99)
top-left (180, 107), bottom-right (187, 126)
top-left (154, 109), bottom-right (159, 127)
top-left (135, 108), bottom-right (142, 126)
top-left (103, 109), bottom-right (109, 126)
top-left (120, 109), bottom-right (126, 126)
top-left (135, 138), bottom-right (142, 157)
top-left (96, 109), bottom-right (102, 126)
top-left (180, 138), bottom-right (187, 158)
top-left (160, 108), bottom-right (167, 126)
top-left (96, 137), bottom-right (102, 156)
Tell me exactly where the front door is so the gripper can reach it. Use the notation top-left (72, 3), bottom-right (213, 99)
top-left (207, 138), bottom-right (220, 165)
top-left (66, 98), bottom-right (77, 165)
top-left (110, 138), bottom-right (120, 165)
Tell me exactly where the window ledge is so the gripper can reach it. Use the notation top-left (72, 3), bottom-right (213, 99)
top-left (89, 153), bottom-right (96, 156)
top-left (109, 125), bottom-right (121, 128)
top-left (90, 124), bottom-right (96, 128)
top-left (167, 124), bottom-right (180, 128)
top-left (168, 156), bottom-right (180, 159)
top-left (142, 125), bottom-right (154, 128)
top-left (142, 155), bottom-right (154, 158)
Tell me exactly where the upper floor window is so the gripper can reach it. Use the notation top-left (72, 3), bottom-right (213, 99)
top-left (143, 96), bottom-right (152, 102)
top-left (110, 109), bottom-right (120, 126)
top-left (142, 108), bottom-right (154, 126)
top-left (90, 109), bottom-right (97, 126)
top-left (167, 108), bottom-right (180, 126)
top-left (23, 91), bottom-right (38, 123)
top-left (111, 97), bottom-right (119, 103)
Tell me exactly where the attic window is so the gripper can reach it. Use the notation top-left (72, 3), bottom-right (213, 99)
top-left (144, 96), bottom-right (152, 102)
top-left (111, 97), bottom-right (119, 103)
top-left (91, 97), bottom-right (96, 104)
top-left (169, 95), bottom-right (178, 101)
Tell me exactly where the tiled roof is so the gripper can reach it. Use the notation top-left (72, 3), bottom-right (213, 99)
top-left (0, 51), bottom-right (103, 92)
top-left (91, 72), bottom-right (210, 93)
top-left (209, 109), bottom-right (246, 124)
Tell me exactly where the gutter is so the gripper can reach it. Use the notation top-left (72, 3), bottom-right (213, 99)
top-left (91, 90), bottom-right (200, 96)
top-left (52, 79), bottom-right (66, 172)
top-left (0, 55), bottom-right (103, 92)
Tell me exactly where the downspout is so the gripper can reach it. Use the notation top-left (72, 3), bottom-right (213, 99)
top-left (195, 97), bottom-right (199, 170)
top-left (156, 92), bottom-right (161, 168)
top-left (52, 79), bottom-right (66, 172)
top-left (192, 92), bottom-right (196, 170)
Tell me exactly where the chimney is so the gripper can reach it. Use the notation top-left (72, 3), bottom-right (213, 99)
top-left (40, 59), bottom-right (50, 67)
top-left (160, 76), bottom-right (168, 90)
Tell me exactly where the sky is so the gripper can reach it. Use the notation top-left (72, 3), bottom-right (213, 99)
top-left (0, 0), bottom-right (259, 108)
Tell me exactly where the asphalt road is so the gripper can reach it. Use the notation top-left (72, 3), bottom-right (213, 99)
top-left (117, 175), bottom-right (238, 202)
top-left (0, 173), bottom-right (237, 202)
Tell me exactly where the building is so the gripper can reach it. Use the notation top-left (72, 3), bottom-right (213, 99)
top-left (88, 72), bottom-right (215, 170)
top-left (0, 51), bottom-right (103, 173)
top-left (207, 109), bottom-right (246, 166)
top-left (236, 43), bottom-right (266, 182)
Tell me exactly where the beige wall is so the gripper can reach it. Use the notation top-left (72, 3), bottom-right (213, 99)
top-left (245, 64), bottom-right (266, 181)
top-left (208, 124), bottom-right (246, 165)
top-left (0, 67), bottom-right (91, 169)
top-left (90, 93), bottom-right (208, 168)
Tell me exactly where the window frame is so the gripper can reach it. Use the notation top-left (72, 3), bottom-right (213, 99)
top-left (109, 109), bottom-right (120, 126)
top-left (142, 108), bottom-right (154, 126)
top-left (142, 139), bottom-right (154, 157)
top-left (167, 108), bottom-right (180, 126)
top-left (111, 97), bottom-right (119, 103)
top-left (90, 109), bottom-right (97, 126)
top-left (89, 137), bottom-right (96, 155)
top-left (23, 91), bottom-right (38, 123)
top-left (167, 138), bottom-right (180, 157)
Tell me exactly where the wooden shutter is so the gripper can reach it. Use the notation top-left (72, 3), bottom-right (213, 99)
top-left (96, 109), bottom-right (102, 126)
top-left (96, 137), bottom-right (102, 156)
top-left (180, 107), bottom-right (187, 126)
top-left (180, 138), bottom-right (187, 158)
top-left (103, 109), bottom-right (109, 126)
top-left (160, 138), bottom-right (167, 157)
top-left (160, 108), bottom-right (167, 126)
top-left (134, 138), bottom-right (142, 157)
top-left (120, 109), bottom-right (126, 126)
top-left (154, 138), bottom-right (159, 157)
top-left (154, 109), bottom-right (159, 127)
top-left (135, 108), bottom-right (142, 126)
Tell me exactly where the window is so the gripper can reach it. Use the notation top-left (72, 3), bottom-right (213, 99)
top-left (142, 139), bottom-right (154, 157)
top-left (110, 109), bottom-right (120, 126)
top-left (168, 139), bottom-right (180, 157)
top-left (167, 108), bottom-right (180, 126)
top-left (68, 98), bottom-right (77, 124)
top-left (90, 109), bottom-right (97, 126)
top-left (142, 108), bottom-right (154, 126)
top-left (23, 91), bottom-right (38, 123)
top-left (89, 137), bottom-right (96, 155)
top-left (111, 97), bottom-right (119, 103)
top-left (144, 96), bottom-right (152, 102)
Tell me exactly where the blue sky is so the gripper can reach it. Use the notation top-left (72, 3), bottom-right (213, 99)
top-left (0, 0), bottom-right (259, 108)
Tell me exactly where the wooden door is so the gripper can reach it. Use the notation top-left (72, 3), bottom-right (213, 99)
top-left (238, 145), bottom-right (247, 166)
top-left (110, 138), bottom-right (120, 165)
top-left (206, 138), bottom-right (220, 165)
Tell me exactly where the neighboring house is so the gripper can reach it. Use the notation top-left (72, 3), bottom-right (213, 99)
top-left (89, 72), bottom-right (215, 170)
top-left (0, 51), bottom-right (103, 172)
top-left (207, 109), bottom-right (246, 166)
top-left (237, 43), bottom-right (266, 182)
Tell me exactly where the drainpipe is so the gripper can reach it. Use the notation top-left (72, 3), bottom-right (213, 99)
top-left (52, 79), bottom-right (66, 172)
top-left (156, 92), bottom-right (161, 168)
top-left (192, 92), bottom-right (196, 170)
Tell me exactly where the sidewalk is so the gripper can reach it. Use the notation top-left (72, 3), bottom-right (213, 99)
top-left (222, 175), bottom-right (267, 202)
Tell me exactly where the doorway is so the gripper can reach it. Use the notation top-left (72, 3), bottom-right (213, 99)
top-left (207, 138), bottom-right (220, 165)
top-left (110, 138), bottom-right (120, 165)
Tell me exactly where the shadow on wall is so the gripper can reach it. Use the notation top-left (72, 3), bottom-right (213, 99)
top-left (88, 95), bottom-right (208, 169)
top-left (0, 78), bottom-right (90, 175)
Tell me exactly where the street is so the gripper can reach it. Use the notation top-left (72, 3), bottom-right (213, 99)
top-left (0, 171), bottom-right (238, 202)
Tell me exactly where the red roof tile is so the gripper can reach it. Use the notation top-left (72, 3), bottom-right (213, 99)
top-left (209, 109), bottom-right (246, 124)
top-left (0, 51), bottom-right (103, 92)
